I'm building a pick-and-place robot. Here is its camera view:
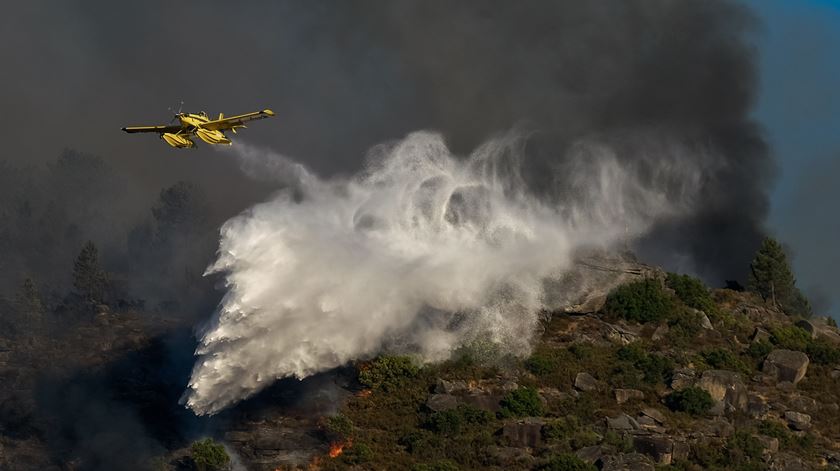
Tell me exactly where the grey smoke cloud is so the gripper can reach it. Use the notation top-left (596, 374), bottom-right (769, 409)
top-left (0, 0), bottom-right (771, 284)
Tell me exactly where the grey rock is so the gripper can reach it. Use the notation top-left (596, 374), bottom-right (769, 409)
top-left (607, 413), bottom-right (641, 432)
top-left (435, 379), bottom-right (469, 394)
top-left (575, 445), bottom-right (617, 464)
top-left (831, 368), bottom-right (840, 380)
top-left (640, 407), bottom-right (667, 425)
top-left (796, 318), bottom-right (840, 345)
top-left (633, 436), bottom-right (673, 465)
top-left (696, 310), bottom-right (713, 329)
top-left (426, 393), bottom-right (458, 412)
top-left (651, 324), bottom-right (669, 341)
top-left (757, 435), bottom-right (780, 454)
top-left (575, 372), bottom-right (600, 392)
top-left (784, 411), bottom-right (811, 431)
top-left (670, 368), bottom-right (696, 391)
top-left (763, 349), bottom-right (810, 385)
top-left (501, 419), bottom-right (544, 448)
top-left (752, 326), bottom-right (772, 343)
top-left (615, 388), bottom-right (645, 404)
top-left (460, 393), bottom-right (502, 412)
top-left (747, 394), bottom-right (770, 419)
top-left (696, 370), bottom-right (748, 414)
top-left (672, 442), bottom-right (690, 461)
top-left (598, 452), bottom-right (655, 471)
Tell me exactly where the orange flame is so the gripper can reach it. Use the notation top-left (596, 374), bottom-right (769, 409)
top-left (329, 439), bottom-right (352, 458)
top-left (356, 389), bottom-right (372, 398)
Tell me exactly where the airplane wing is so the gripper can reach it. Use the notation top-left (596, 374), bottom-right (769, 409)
top-left (200, 109), bottom-right (275, 131)
top-left (122, 125), bottom-right (183, 134)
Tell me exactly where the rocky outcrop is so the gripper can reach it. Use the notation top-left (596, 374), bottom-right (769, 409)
top-left (763, 349), bottom-right (810, 384)
top-left (696, 370), bottom-right (748, 414)
top-left (615, 388), bottom-right (644, 405)
top-left (500, 419), bottom-right (545, 448)
top-left (796, 318), bottom-right (840, 345)
top-left (597, 452), bottom-right (655, 471)
top-left (784, 411), bottom-right (811, 431)
top-left (575, 372), bottom-right (601, 392)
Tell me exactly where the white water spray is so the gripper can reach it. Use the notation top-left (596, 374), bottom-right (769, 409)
top-left (184, 131), bottom-right (713, 415)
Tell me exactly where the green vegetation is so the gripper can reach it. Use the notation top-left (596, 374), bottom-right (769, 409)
top-left (358, 355), bottom-right (419, 391)
top-left (665, 387), bottom-right (714, 415)
top-left (325, 414), bottom-right (354, 441)
top-left (411, 460), bottom-right (460, 471)
top-left (426, 405), bottom-right (493, 435)
top-left (701, 348), bottom-right (751, 375)
top-left (604, 279), bottom-right (675, 323)
top-left (72, 240), bottom-right (109, 304)
top-left (534, 454), bottom-right (597, 471)
top-left (769, 326), bottom-right (840, 365)
top-left (666, 273), bottom-right (718, 317)
top-left (748, 237), bottom-right (812, 317)
top-left (190, 438), bottom-right (230, 471)
top-left (616, 343), bottom-right (674, 385)
top-left (499, 387), bottom-right (543, 418)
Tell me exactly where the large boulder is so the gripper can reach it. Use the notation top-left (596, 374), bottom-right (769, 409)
top-left (575, 372), bottom-right (601, 392)
top-left (633, 436), bottom-right (674, 465)
top-left (500, 419), bottom-right (544, 448)
top-left (763, 349), bottom-right (810, 385)
top-left (796, 318), bottom-right (840, 345)
top-left (784, 411), bottom-right (812, 431)
top-left (696, 370), bottom-right (748, 414)
top-left (615, 388), bottom-right (645, 405)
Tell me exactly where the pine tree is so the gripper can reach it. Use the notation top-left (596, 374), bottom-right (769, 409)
top-left (748, 237), bottom-right (811, 317)
top-left (73, 241), bottom-right (107, 304)
top-left (14, 277), bottom-right (44, 320)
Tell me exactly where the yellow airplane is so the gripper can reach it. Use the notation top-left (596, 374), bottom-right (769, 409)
top-left (122, 108), bottom-right (275, 148)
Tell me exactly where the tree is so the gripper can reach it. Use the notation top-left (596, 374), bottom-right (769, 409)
top-left (748, 237), bottom-right (812, 317)
top-left (73, 241), bottom-right (108, 304)
top-left (14, 277), bottom-right (44, 321)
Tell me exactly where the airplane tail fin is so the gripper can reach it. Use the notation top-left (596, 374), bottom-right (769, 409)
top-left (218, 112), bottom-right (224, 120)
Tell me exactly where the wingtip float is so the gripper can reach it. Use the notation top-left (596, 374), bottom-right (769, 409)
top-left (122, 108), bottom-right (275, 149)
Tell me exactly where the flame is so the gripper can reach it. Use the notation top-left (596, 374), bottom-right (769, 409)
top-left (356, 389), bottom-right (372, 398)
top-left (329, 439), bottom-right (351, 458)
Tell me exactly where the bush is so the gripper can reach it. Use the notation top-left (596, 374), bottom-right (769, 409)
top-left (342, 442), bottom-right (374, 465)
top-left (616, 343), bottom-right (674, 385)
top-left (190, 438), bottom-right (230, 471)
top-left (726, 431), bottom-right (764, 463)
top-left (746, 341), bottom-right (773, 359)
top-left (412, 460), bottom-right (460, 471)
top-left (499, 387), bottom-right (544, 418)
top-left (358, 355), bottom-right (419, 391)
top-left (701, 349), bottom-right (750, 375)
top-left (770, 326), bottom-right (811, 352)
top-left (427, 405), bottom-right (493, 435)
top-left (666, 273), bottom-right (718, 316)
top-left (526, 352), bottom-right (559, 375)
top-left (805, 340), bottom-right (840, 365)
top-left (665, 387), bottom-right (714, 415)
top-left (325, 414), bottom-right (353, 441)
top-left (535, 453), bottom-right (597, 471)
top-left (604, 279), bottom-right (676, 324)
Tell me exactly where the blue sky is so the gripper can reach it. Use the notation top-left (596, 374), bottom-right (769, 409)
top-left (744, 0), bottom-right (840, 318)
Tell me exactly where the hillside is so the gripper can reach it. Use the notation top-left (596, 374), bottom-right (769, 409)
top-left (305, 275), bottom-right (840, 471)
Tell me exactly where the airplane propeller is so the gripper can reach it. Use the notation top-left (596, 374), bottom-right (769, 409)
top-left (168, 100), bottom-right (184, 123)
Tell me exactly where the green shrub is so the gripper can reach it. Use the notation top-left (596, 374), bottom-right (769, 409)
top-left (526, 352), bottom-right (559, 375)
top-left (616, 343), bottom-right (674, 385)
top-left (829, 317), bottom-right (838, 328)
top-left (604, 279), bottom-right (676, 323)
top-left (770, 326), bottom-right (811, 352)
top-left (665, 387), bottom-right (714, 415)
top-left (499, 387), bottom-right (544, 418)
top-left (427, 405), bottom-right (493, 435)
top-left (666, 307), bottom-right (703, 341)
top-left (342, 442), bottom-right (374, 465)
top-left (535, 453), bottom-right (597, 471)
top-left (411, 460), bottom-right (460, 471)
top-left (726, 431), bottom-right (764, 463)
top-left (190, 438), bottom-right (230, 471)
top-left (325, 414), bottom-right (353, 440)
top-left (746, 341), bottom-right (773, 359)
top-left (701, 348), bottom-right (751, 375)
top-left (805, 340), bottom-right (840, 365)
top-left (358, 355), bottom-right (419, 391)
top-left (666, 273), bottom-right (718, 316)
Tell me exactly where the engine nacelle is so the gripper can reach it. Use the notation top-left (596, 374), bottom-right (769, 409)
top-left (195, 128), bottom-right (231, 145)
top-left (162, 133), bottom-right (195, 148)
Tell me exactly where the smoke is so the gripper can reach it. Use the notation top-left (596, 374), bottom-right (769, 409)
top-left (184, 131), bottom-right (719, 414)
